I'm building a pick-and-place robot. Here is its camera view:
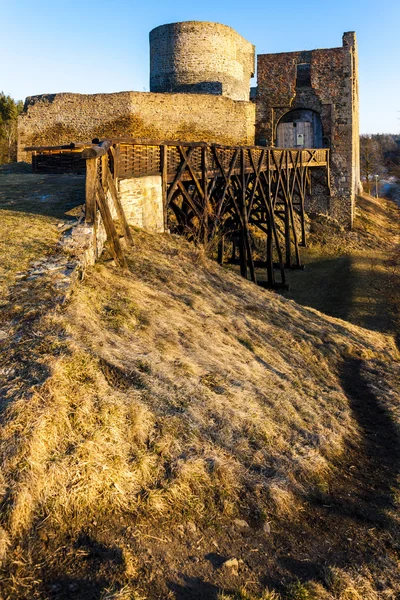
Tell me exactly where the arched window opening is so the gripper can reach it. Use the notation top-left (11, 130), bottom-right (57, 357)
top-left (276, 109), bottom-right (324, 149)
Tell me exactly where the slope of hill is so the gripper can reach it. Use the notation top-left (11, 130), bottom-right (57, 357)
top-left (0, 177), bottom-right (399, 599)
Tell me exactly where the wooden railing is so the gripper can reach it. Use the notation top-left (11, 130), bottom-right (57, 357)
top-left (81, 140), bottom-right (133, 269)
top-left (27, 139), bottom-right (331, 288)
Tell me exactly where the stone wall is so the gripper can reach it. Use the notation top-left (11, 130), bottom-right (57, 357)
top-left (119, 176), bottom-right (164, 233)
top-left (64, 173), bottom-right (163, 281)
top-left (150, 21), bottom-right (255, 101)
top-left (18, 91), bottom-right (255, 162)
top-left (256, 33), bottom-right (360, 227)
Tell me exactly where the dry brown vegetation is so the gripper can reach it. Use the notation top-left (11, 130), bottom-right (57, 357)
top-left (284, 194), bottom-right (400, 341)
top-left (0, 182), bottom-right (399, 599)
top-left (0, 164), bottom-right (85, 300)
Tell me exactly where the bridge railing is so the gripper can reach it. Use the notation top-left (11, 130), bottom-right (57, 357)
top-left (27, 139), bottom-right (330, 180)
top-left (25, 139), bottom-right (331, 288)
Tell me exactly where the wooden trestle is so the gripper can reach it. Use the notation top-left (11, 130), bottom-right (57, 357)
top-left (28, 139), bottom-right (331, 288)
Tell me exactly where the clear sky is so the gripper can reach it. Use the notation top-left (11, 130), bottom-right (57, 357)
top-left (2, 0), bottom-right (399, 134)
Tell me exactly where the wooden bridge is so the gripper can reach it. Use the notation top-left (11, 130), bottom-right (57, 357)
top-left (27, 139), bottom-right (331, 288)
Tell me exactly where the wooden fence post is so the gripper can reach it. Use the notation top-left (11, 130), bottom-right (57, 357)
top-left (85, 158), bottom-right (97, 224)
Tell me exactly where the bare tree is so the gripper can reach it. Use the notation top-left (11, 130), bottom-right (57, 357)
top-left (360, 135), bottom-right (384, 194)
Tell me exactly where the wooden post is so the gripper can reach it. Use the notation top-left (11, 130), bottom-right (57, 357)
top-left (299, 152), bottom-right (307, 247)
top-left (241, 149), bottom-right (256, 283)
top-left (85, 158), bottom-right (98, 224)
top-left (101, 154), bottom-right (107, 190)
top-left (288, 196), bottom-right (302, 268)
top-left (106, 169), bottom-right (134, 247)
top-left (161, 145), bottom-right (168, 232)
top-left (266, 208), bottom-right (274, 286)
top-left (95, 180), bottom-right (128, 269)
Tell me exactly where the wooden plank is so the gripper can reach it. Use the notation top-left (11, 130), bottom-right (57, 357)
top-left (106, 168), bottom-right (134, 247)
top-left (95, 180), bottom-right (127, 269)
top-left (161, 145), bottom-right (168, 231)
top-left (85, 158), bottom-right (97, 224)
top-left (82, 139), bottom-right (112, 159)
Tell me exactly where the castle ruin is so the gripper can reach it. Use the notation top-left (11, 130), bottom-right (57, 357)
top-left (18, 21), bottom-right (360, 227)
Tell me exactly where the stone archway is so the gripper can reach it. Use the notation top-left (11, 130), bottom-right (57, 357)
top-left (276, 109), bottom-right (323, 149)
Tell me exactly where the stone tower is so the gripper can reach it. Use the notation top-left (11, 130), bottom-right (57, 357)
top-left (256, 32), bottom-right (360, 227)
top-left (149, 21), bottom-right (255, 102)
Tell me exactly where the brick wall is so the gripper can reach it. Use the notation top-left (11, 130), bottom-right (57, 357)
top-left (256, 33), bottom-right (360, 227)
top-left (18, 91), bottom-right (255, 162)
top-left (150, 21), bottom-right (255, 102)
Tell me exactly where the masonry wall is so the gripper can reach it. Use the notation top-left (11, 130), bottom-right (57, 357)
top-left (18, 91), bottom-right (255, 162)
top-left (119, 176), bottom-right (164, 233)
top-left (150, 21), bottom-right (255, 101)
top-left (256, 33), bottom-right (360, 227)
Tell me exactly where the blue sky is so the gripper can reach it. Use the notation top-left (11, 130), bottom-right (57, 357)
top-left (2, 0), bottom-right (399, 133)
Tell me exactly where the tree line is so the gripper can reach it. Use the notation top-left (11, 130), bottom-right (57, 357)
top-left (360, 133), bottom-right (400, 194)
top-left (0, 92), bottom-right (23, 164)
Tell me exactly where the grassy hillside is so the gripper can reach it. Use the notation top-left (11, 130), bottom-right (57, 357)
top-left (283, 194), bottom-right (400, 343)
top-left (0, 191), bottom-right (399, 599)
top-left (0, 163), bottom-right (84, 300)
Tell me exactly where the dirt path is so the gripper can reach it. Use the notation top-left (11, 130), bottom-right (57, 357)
top-left (283, 195), bottom-right (400, 345)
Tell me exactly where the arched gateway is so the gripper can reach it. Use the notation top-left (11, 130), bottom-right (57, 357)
top-left (276, 109), bottom-right (323, 149)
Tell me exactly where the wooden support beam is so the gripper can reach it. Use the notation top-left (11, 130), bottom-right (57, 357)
top-left (95, 180), bottom-right (127, 269)
top-left (106, 168), bottom-right (134, 247)
top-left (85, 158), bottom-right (97, 224)
top-left (161, 145), bottom-right (168, 231)
top-left (82, 139), bottom-right (112, 159)
top-left (240, 149), bottom-right (256, 283)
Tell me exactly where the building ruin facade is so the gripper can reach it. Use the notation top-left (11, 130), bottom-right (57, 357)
top-left (18, 21), bottom-right (360, 227)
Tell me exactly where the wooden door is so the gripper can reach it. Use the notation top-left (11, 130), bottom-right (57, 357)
top-left (277, 121), bottom-right (313, 148)
top-left (277, 122), bottom-right (295, 148)
top-left (296, 122), bottom-right (313, 147)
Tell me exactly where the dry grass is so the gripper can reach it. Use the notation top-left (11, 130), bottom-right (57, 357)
top-left (0, 224), bottom-right (398, 597)
top-left (0, 210), bottom-right (59, 298)
top-left (0, 166), bottom-right (85, 300)
top-left (0, 190), bottom-right (399, 598)
top-left (284, 194), bottom-right (400, 339)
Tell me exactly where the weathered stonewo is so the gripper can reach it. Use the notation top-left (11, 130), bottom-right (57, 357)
top-left (17, 23), bottom-right (360, 228)
top-left (150, 21), bottom-right (255, 101)
top-left (119, 176), bottom-right (164, 233)
top-left (256, 32), bottom-right (360, 227)
top-left (18, 91), bottom-right (255, 163)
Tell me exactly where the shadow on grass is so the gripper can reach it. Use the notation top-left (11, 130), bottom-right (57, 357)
top-left (0, 167), bottom-right (85, 220)
top-left (335, 357), bottom-right (399, 521)
top-left (282, 355), bottom-right (400, 580)
top-left (168, 576), bottom-right (226, 600)
top-left (39, 535), bottom-right (124, 600)
top-left (282, 252), bottom-right (399, 341)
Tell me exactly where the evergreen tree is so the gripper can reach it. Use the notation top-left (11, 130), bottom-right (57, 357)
top-left (0, 92), bottom-right (23, 164)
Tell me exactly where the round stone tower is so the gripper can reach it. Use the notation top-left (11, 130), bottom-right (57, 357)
top-left (149, 21), bottom-right (255, 102)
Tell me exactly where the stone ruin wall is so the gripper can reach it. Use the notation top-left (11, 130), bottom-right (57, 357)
top-left (17, 23), bottom-right (360, 229)
top-left (18, 91), bottom-right (255, 163)
top-left (256, 32), bottom-right (360, 227)
top-left (150, 21), bottom-right (255, 101)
